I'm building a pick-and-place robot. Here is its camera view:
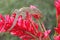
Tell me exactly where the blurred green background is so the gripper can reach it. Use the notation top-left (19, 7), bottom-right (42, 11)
top-left (0, 0), bottom-right (56, 40)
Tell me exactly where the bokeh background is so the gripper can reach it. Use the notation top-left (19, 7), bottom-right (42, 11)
top-left (0, 0), bottom-right (56, 40)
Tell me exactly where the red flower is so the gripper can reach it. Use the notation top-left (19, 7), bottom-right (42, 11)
top-left (0, 14), bottom-right (5, 33)
top-left (55, 23), bottom-right (60, 34)
top-left (55, 0), bottom-right (60, 34)
top-left (10, 12), bottom-right (40, 39)
top-left (0, 12), bottom-right (43, 40)
top-left (54, 35), bottom-right (60, 40)
top-left (55, 0), bottom-right (60, 23)
top-left (32, 13), bottom-right (41, 19)
top-left (0, 7), bottom-right (50, 40)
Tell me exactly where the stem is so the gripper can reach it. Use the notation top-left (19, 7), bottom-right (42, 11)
top-left (39, 37), bottom-right (42, 40)
top-left (37, 19), bottom-right (51, 40)
top-left (41, 23), bottom-right (51, 40)
top-left (25, 31), bottom-right (38, 40)
top-left (45, 36), bottom-right (51, 40)
top-left (30, 21), bottom-right (38, 33)
top-left (7, 9), bottom-right (19, 31)
top-left (54, 31), bottom-right (58, 37)
top-left (37, 20), bottom-right (43, 32)
top-left (41, 23), bottom-right (46, 31)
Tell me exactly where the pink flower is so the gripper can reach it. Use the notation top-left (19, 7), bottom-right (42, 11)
top-left (30, 5), bottom-right (37, 9)
top-left (44, 30), bottom-right (51, 38)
